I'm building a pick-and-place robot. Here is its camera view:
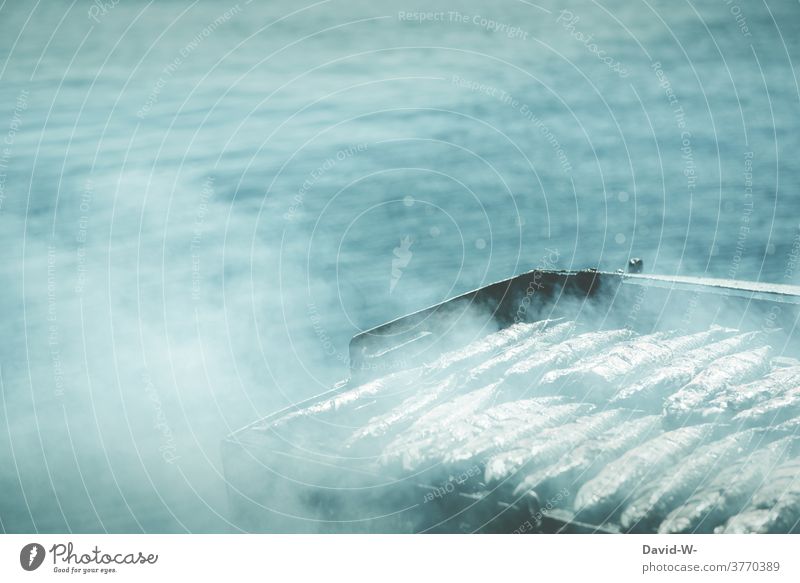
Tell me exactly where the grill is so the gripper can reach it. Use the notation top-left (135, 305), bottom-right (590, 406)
top-left (222, 268), bottom-right (800, 533)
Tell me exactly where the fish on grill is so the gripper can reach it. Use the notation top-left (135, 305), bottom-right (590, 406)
top-left (610, 332), bottom-right (761, 410)
top-left (379, 383), bottom-right (502, 470)
top-left (403, 400), bottom-right (589, 471)
top-left (731, 386), bottom-right (800, 427)
top-left (619, 428), bottom-right (771, 532)
top-left (775, 417), bottom-right (800, 433)
top-left (278, 320), bottom-right (564, 430)
top-left (721, 454), bottom-right (800, 533)
top-left (388, 383), bottom-right (500, 442)
top-left (497, 329), bottom-right (634, 400)
top-left (512, 415), bottom-right (663, 502)
top-left (658, 436), bottom-right (796, 533)
top-left (280, 318), bottom-right (797, 532)
top-left (349, 322), bottom-right (578, 445)
top-left (540, 328), bottom-right (730, 402)
top-left (663, 346), bottom-right (772, 425)
top-left (481, 409), bottom-right (629, 483)
top-left (267, 367), bottom-right (425, 428)
top-left (347, 374), bottom-right (460, 445)
top-left (538, 331), bottom-right (670, 388)
top-left (574, 424), bottom-right (715, 524)
top-left (461, 321), bottom-right (576, 387)
top-left (710, 366), bottom-right (800, 413)
top-left (424, 319), bottom-right (561, 376)
top-left (382, 396), bottom-right (587, 471)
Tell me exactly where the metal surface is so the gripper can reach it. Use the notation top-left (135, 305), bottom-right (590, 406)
top-left (223, 268), bottom-right (800, 533)
top-left (349, 269), bottom-right (800, 380)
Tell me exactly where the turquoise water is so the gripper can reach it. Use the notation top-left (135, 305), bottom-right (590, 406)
top-left (1, 0), bottom-right (799, 532)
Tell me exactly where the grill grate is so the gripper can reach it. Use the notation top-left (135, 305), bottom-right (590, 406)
top-left (223, 269), bottom-right (800, 533)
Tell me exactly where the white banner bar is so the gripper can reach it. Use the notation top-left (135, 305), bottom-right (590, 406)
top-left (1, 535), bottom-right (798, 582)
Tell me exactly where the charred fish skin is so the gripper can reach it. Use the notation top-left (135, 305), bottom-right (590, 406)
top-left (774, 417), bottom-right (800, 434)
top-left (751, 459), bottom-right (800, 532)
top-left (543, 328), bottom-right (729, 403)
top-left (512, 415), bottom-right (663, 503)
top-left (265, 367), bottom-right (425, 430)
top-left (480, 409), bottom-right (628, 484)
top-left (610, 332), bottom-right (762, 410)
top-left (609, 364), bottom-right (695, 411)
top-left (658, 436), bottom-right (796, 534)
top-left (721, 453), bottom-right (800, 533)
top-left (663, 346), bottom-right (773, 426)
top-left (709, 365), bottom-right (800, 416)
top-left (389, 400), bottom-right (589, 472)
top-left (461, 321), bottom-right (576, 388)
top-left (658, 325), bottom-right (737, 354)
top-left (272, 316), bottom-right (800, 533)
top-left (441, 402), bottom-right (598, 467)
top-left (573, 424), bottom-right (715, 525)
top-left (380, 384), bottom-right (501, 470)
top-left (732, 386), bottom-right (800, 427)
top-left (351, 320), bottom-right (578, 446)
top-left (619, 428), bottom-right (772, 533)
top-left (381, 390), bottom-right (568, 471)
top-left (720, 509), bottom-right (774, 534)
top-left (726, 504), bottom-right (800, 534)
top-left (424, 319), bottom-right (559, 376)
top-left (538, 331), bottom-right (668, 389)
top-left (347, 374), bottom-right (461, 446)
top-left (497, 329), bottom-right (634, 401)
top-left (272, 323), bottom-right (561, 430)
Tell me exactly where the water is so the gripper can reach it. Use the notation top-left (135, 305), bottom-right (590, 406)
top-left (0, 0), bottom-right (799, 532)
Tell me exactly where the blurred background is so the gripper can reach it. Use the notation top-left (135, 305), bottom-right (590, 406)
top-left (1, 0), bottom-right (799, 532)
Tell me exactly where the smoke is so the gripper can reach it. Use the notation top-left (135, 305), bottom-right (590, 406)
top-left (222, 268), bottom-right (800, 532)
top-left (0, 153), bottom-right (371, 532)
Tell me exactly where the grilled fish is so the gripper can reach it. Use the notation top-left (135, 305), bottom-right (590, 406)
top-left (420, 400), bottom-right (587, 470)
top-left (620, 428), bottom-right (771, 532)
top-left (663, 346), bottom-right (772, 425)
top-left (347, 374), bottom-right (461, 444)
top-left (441, 402), bottom-right (597, 467)
top-left (268, 367), bottom-right (425, 428)
top-left (732, 386), bottom-right (800, 427)
top-left (539, 331), bottom-right (671, 388)
top-left (281, 320), bottom-right (566, 428)
top-left (542, 328), bottom-right (729, 402)
top-left (391, 383), bottom-right (499, 440)
top-left (513, 415), bottom-right (663, 502)
top-left (353, 322), bottom-right (556, 436)
top-left (481, 409), bottom-right (628, 483)
top-left (462, 321), bottom-right (576, 387)
top-left (574, 424), bottom-right (715, 524)
top-left (349, 321), bottom-right (578, 444)
top-left (701, 365), bottom-right (800, 423)
top-left (498, 329), bottom-right (633, 400)
top-left (710, 366), bottom-right (800, 414)
top-left (382, 396), bottom-right (585, 471)
top-left (611, 332), bottom-right (761, 410)
top-left (424, 319), bottom-right (560, 376)
top-left (658, 436), bottom-right (795, 533)
top-left (721, 454), bottom-right (800, 533)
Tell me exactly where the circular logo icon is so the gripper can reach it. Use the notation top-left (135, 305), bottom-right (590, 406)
top-left (20, 543), bottom-right (46, 571)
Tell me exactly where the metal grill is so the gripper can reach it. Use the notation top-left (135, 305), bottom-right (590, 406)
top-left (223, 269), bottom-right (800, 533)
